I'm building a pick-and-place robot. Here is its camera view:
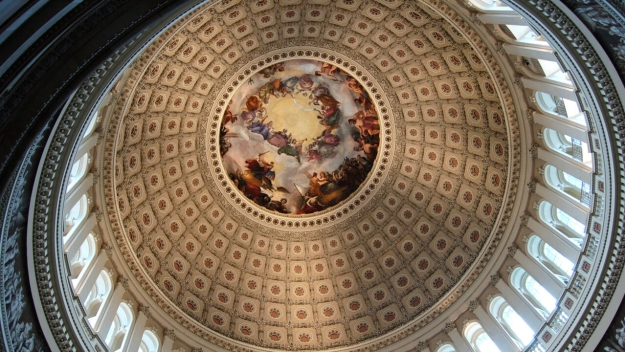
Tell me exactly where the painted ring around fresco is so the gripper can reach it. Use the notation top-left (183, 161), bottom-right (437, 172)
top-left (218, 58), bottom-right (383, 216)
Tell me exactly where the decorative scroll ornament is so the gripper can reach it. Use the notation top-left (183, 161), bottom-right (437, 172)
top-left (468, 299), bottom-right (480, 311)
top-left (490, 273), bottom-right (501, 286)
top-left (443, 322), bottom-right (456, 333)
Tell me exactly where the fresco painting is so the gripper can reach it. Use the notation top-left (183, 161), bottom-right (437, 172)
top-left (219, 59), bottom-right (380, 215)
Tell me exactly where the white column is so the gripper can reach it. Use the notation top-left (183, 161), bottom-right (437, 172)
top-left (473, 305), bottom-right (520, 352)
top-left (64, 212), bottom-right (97, 261)
top-left (161, 330), bottom-right (175, 352)
top-left (477, 13), bottom-right (526, 25)
top-left (513, 250), bottom-right (565, 297)
top-left (503, 44), bottom-right (557, 61)
top-left (76, 244), bottom-right (110, 302)
top-left (536, 183), bottom-right (590, 223)
top-left (537, 147), bottom-right (592, 182)
top-left (95, 277), bottom-right (128, 338)
top-left (495, 279), bottom-right (544, 331)
top-left (448, 327), bottom-right (473, 352)
top-left (533, 112), bottom-right (588, 141)
top-left (75, 133), bottom-right (98, 162)
top-left (527, 218), bottom-right (580, 261)
top-left (64, 173), bottom-right (93, 214)
top-left (123, 305), bottom-right (149, 352)
top-left (522, 77), bottom-right (577, 101)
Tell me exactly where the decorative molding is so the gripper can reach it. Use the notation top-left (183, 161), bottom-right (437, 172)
top-left (117, 275), bottom-right (129, 289)
top-left (507, 244), bottom-right (518, 258)
top-left (507, 0), bottom-right (624, 348)
top-left (22, 2), bottom-right (623, 347)
top-left (98, 0), bottom-right (522, 349)
top-left (468, 299), bottom-right (480, 311)
top-left (520, 211), bottom-right (531, 226)
top-left (101, 243), bottom-right (112, 257)
top-left (138, 304), bottom-right (151, 317)
top-left (490, 273), bottom-right (501, 286)
top-left (443, 322), bottom-right (456, 333)
top-left (164, 328), bottom-right (176, 341)
top-left (527, 178), bottom-right (537, 193)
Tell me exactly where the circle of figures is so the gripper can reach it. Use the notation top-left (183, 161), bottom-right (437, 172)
top-left (220, 60), bottom-right (380, 215)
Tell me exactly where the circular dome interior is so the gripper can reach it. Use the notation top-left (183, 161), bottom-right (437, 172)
top-left (104, 0), bottom-right (520, 349)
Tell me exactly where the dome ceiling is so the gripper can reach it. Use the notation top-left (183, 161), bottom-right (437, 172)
top-left (103, 0), bottom-right (521, 349)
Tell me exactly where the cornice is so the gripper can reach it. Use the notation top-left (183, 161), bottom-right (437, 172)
top-left (21, 0), bottom-right (625, 351)
top-left (0, 0), bottom-right (185, 196)
top-left (503, 0), bottom-right (625, 350)
top-left (25, 2), bottom-right (208, 351)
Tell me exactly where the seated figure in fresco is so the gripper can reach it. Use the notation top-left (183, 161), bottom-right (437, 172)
top-left (236, 155), bottom-right (274, 198)
top-left (266, 198), bottom-right (288, 213)
top-left (241, 98), bottom-right (266, 125)
top-left (314, 94), bottom-right (341, 127)
top-left (277, 137), bottom-right (306, 163)
top-left (355, 139), bottom-right (379, 163)
top-left (219, 124), bottom-right (230, 156)
top-left (223, 104), bottom-right (237, 125)
top-left (345, 77), bottom-right (364, 95)
top-left (258, 79), bottom-right (288, 103)
top-left (281, 76), bottom-right (300, 96)
top-left (305, 171), bottom-right (350, 208)
top-left (315, 62), bottom-right (342, 81)
top-left (297, 151), bottom-right (378, 214)
top-left (298, 192), bottom-right (321, 214)
top-left (306, 141), bottom-right (338, 161)
top-left (248, 119), bottom-right (273, 140)
top-left (246, 95), bottom-right (263, 112)
top-left (350, 110), bottom-right (380, 136)
top-left (318, 128), bottom-right (341, 147)
top-left (259, 62), bottom-right (284, 78)
top-left (298, 74), bottom-right (314, 95)
top-left (245, 108), bottom-right (272, 140)
top-left (356, 155), bottom-right (372, 173)
top-left (346, 77), bottom-right (376, 115)
top-left (306, 145), bottom-right (323, 163)
top-left (220, 137), bottom-right (231, 157)
top-left (310, 84), bottom-right (330, 100)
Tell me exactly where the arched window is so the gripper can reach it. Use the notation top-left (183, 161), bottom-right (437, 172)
top-left (555, 207), bottom-right (585, 235)
top-left (534, 91), bottom-right (583, 123)
top-left (139, 330), bottom-right (160, 352)
top-left (510, 267), bottom-right (556, 318)
top-left (105, 302), bottom-right (133, 351)
top-left (538, 201), bottom-right (585, 246)
top-left (536, 59), bottom-right (571, 83)
top-left (527, 235), bottom-right (574, 281)
top-left (542, 128), bottom-right (589, 163)
top-left (70, 234), bottom-right (97, 284)
top-left (82, 112), bottom-right (99, 140)
top-left (64, 194), bottom-right (89, 238)
top-left (489, 296), bottom-right (535, 348)
top-left (67, 152), bottom-right (90, 192)
top-left (84, 270), bottom-right (112, 325)
top-left (543, 128), bottom-right (572, 154)
top-left (544, 165), bottom-right (590, 205)
top-left (464, 321), bottom-right (501, 352)
top-left (437, 343), bottom-right (456, 352)
top-left (502, 25), bottom-right (539, 42)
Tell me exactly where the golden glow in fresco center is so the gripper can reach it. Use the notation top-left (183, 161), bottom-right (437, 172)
top-left (219, 59), bottom-right (380, 215)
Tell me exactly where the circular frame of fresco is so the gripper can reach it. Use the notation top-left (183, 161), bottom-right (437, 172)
top-left (206, 49), bottom-right (396, 227)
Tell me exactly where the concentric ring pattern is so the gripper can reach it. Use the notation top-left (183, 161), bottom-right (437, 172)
top-left (103, 0), bottom-right (519, 349)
